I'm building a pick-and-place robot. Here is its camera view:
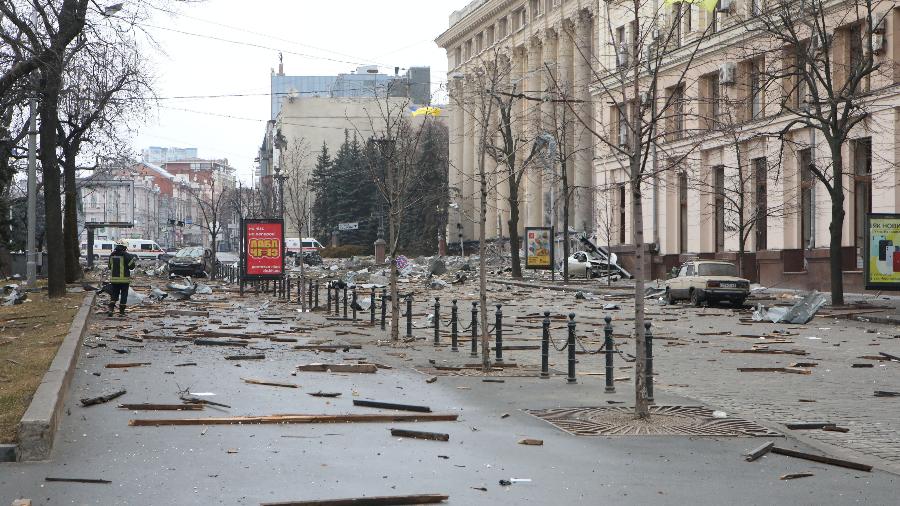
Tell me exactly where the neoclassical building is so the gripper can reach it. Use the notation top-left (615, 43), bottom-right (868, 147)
top-left (436, 0), bottom-right (598, 243)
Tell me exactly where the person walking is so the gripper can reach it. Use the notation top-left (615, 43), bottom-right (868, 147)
top-left (108, 240), bottom-right (137, 316)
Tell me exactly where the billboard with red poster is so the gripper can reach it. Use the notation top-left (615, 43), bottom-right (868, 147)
top-left (243, 219), bottom-right (285, 279)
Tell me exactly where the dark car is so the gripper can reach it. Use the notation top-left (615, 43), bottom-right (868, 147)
top-left (168, 246), bottom-right (215, 277)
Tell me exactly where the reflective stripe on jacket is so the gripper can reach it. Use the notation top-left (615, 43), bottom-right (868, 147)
top-left (109, 251), bottom-right (137, 283)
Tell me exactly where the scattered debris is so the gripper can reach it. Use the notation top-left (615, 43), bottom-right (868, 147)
top-left (874, 390), bottom-right (900, 397)
top-left (780, 473), bottom-right (814, 480)
top-left (308, 392), bottom-right (342, 398)
top-left (225, 354), bottom-right (266, 361)
top-left (80, 389), bottom-right (126, 407)
top-left (770, 447), bottom-right (872, 472)
top-left (721, 349), bottom-right (808, 356)
top-left (166, 309), bottom-right (209, 318)
top-left (296, 363), bottom-right (377, 373)
top-left (45, 477), bottom-right (111, 484)
top-left (194, 339), bottom-right (248, 347)
top-left (851, 363), bottom-right (874, 368)
top-left (390, 428), bottom-right (449, 441)
top-left (752, 292), bottom-right (826, 324)
top-left (745, 441), bottom-right (774, 462)
top-left (242, 378), bottom-right (299, 388)
top-left (425, 376), bottom-right (437, 384)
top-left (118, 403), bottom-right (203, 411)
top-left (353, 400), bottom-right (431, 413)
top-left (482, 378), bottom-right (505, 383)
top-left (499, 478), bottom-right (532, 486)
top-left (737, 367), bottom-right (811, 375)
top-left (880, 351), bottom-right (900, 361)
top-left (259, 494), bottom-right (450, 506)
top-left (129, 413), bottom-right (459, 426)
top-left (518, 438), bottom-right (543, 446)
top-left (711, 411), bottom-right (727, 419)
top-left (105, 362), bottom-right (151, 368)
top-left (174, 362), bottom-right (198, 367)
top-left (785, 422), bottom-right (834, 430)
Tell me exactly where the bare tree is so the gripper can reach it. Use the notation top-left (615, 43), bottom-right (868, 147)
top-left (746, 0), bottom-right (891, 305)
top-left (187, 169), bottom-right (233, 277)
top-left (281, 140), bottom-right (311, 311)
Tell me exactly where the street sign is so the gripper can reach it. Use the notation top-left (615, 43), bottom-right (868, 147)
top-left (242, 219), bottom-right (285, 280)
top-left (338, 222), bottom-right (359, 231)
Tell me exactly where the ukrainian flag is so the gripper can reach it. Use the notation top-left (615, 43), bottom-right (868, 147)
top-left (411, 106), bottom-right (442, 117)
top-left (664, 0), bottom-right (718, 13)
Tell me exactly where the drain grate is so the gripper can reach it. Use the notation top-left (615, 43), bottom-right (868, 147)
top-left (525, 405), bottom-right (781, 437)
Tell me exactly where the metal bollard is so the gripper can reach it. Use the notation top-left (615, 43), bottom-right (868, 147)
top-left (604, 316), bottom-right (615, 393)
top-left (450, 300), bottom-right (459, 352)
top-left (326, 282), bottom-right (332, 312)
top-left (308, 281), bottom-right (313, 308)
top-left (287, 277), bottom-right (291, 301)
top-left (380, 288), bottom-right (387, 331)
top-left (351, 288), bottom-right (357, 322)
top-left (470, 302), bottom-right (478, 357)
top-left (342, 286), bottom-right (348, 318)
top-left (494, 304), bottom-right (503, 363)
top-left (334, 284), bottom-right (340, 316)
top-left (567, 313), bottom-right (576, 384)
top-left (370, 287), bottom-right (376, 325)
top-left (645, 322), bottom-right (654, 403)
top-left (433, 297), bottom-right (440, 345)
top-left (541, 311), bottom-right (551, 379)
top-left (406, 295), bottom-right (413, 338)
top-left (296, 278), bottom-right (302, 305)
top-left (315, 281), bottom-right (320, 309)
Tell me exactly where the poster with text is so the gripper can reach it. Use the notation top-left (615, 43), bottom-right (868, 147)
top-left (525, 227), bottom-right (553, 270)
top-left (243, 219), bottom-right (284, 279)
top-left (865, 214), bottom-right (900, 290)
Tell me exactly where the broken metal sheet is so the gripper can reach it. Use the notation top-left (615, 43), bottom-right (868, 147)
top-left (752, 291), bottom-right (827, 324)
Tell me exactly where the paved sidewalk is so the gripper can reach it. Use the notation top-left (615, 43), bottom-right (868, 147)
top-left (0, 289), bottom-right (896, 505)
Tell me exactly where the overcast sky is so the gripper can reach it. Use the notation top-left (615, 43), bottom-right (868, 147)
top-left (133, 0), bottom-right (469, 183)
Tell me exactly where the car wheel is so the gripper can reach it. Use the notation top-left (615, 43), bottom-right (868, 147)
top-left (690, 289), bottom-right (703, 307)
top-left (664, 288), bottom-right (676, 305)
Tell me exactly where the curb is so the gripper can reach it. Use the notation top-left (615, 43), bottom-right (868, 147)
top-left (14, 292), bottom-right (96, 462)
top-left (488, 278), bottom-right (634, 294)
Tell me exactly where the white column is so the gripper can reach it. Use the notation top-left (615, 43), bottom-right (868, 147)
top-left (558, 20), bottom-right (576, 228)
top-left (542, 30), bottom-right (558, 229)
top-left (449, 79), bottom-right (464, 241)
top-left (526, 39), bottom-right (543, 228)
top-left (461, 77), bottom-right (475, 242)
top-left (574, 10), bottom-right (594, 234)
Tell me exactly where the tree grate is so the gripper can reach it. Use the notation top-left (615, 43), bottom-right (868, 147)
top-left (524, 405), bottom-right (782, 437)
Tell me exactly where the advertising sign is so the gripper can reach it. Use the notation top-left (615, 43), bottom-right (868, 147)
top-left (865, 214), bottom-right (900, 290)
top-left (338, 222), bottom-right (359, 231)
top-left (525, 227), bottom-right (554, 270)
top-left (243, 219), bottom-right (284, 279)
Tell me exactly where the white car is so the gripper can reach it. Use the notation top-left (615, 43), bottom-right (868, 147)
top-left (665, 260), bottom-right (750, 307)
top-left (568, 251), bottom-right (609, 278)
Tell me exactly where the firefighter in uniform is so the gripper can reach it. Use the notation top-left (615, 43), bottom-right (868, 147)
top-left (108, 240), bottom-right (137, 316)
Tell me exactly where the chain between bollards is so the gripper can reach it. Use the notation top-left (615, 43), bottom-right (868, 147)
top-left (645, 321), bottom-right (654, 403)
top-left (604, 316), bottom-right (615, 393)
top-left (405, 295), bottom-right (413, 338)
top-left (470, 301), bottom-right (478, 358)
top-left (433, 297), bottom-right (440, 346)
top-left (450, 300), bottom-right (459, 352)
top-left (540, 311), bottom-right (551, 379)
top-left (566, 313), bottom-right (576, 384)
top-left (494, 304), bottom-right (503, 363)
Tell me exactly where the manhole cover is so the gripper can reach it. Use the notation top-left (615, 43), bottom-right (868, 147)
top-left (416, 366), bottom-right (562, 377)
top-left (525, 406), bottom-right (781, 437)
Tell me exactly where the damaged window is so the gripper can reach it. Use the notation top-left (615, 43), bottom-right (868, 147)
top-left (698, 263), bottom-right (737, 276)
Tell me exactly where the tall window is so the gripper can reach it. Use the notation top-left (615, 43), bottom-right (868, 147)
top-left (793, 42), bottom-right (810, 109)
top-left (713, 165), bottom-right (725, 252)
top-left (853, 138), bottom-right (872, 263)
top-left (486, 26), bottom-right (495, 46)
top-left (498, 18), bottom-right (508, 39)
top-left (799, 148), bottom-right (814, 249)
top-left (612, 103), bottom-right (629, 147)
top-left (667, 84), bottom-right (685, 140)
top-left (750, 0), bottom-right (762, 16)
top-left (618, 185), bottom-right (627, 244)
top-left (673, 2), bottom-right (683, 48)
top-left (530, 0), bottom-right (540, 19)
top-left (679, 172), bottom-right (689, 253)
top-left (701, 73), bottom-right (720, 130)
top-left (753, 157), bottom-right (768, 251)
top-left (748, 57), bottom-right (764, 119)
top-left (847, 23), bottom-right (869, 92)
top-left (475, 33), bottom-right (483, 53)
top-left (616, 26), bottom-right (627, 68)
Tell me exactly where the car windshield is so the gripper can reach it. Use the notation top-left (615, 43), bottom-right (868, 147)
top-left (176, 247), bottom-right (204, 258)
top-left (698, 263), bottom-right (737, 276)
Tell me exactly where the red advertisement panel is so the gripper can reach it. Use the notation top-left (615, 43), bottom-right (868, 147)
top-left (244, 220), bottom-right (284, 278)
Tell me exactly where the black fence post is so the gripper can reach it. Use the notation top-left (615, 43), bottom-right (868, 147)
top-left (645, 322), bottom-right (654, 403)
top-left (450, 300), bottom-right (459, 352)
top-left (326, 282), bottom-right (332, 313)
top-left (494, 304), bottom-right (503, 363)
top-left (567, 313), bottom-right (576, 384)
top-left (287, 276), bottom-right (292, 302)
top-left (541, 311), bottom-right (550, 379)
top-left (334, 284), bottom-right (340, 316)
top-left (380, 288), bottom-right (387, 331)
top-left (370, 287), bottom-right (376, 326)
top-left (351, 288), bottom-right (358, 322)
top-left (433, 297), bottom-right (440, 346)
top-left (470, 302), bottom-right (478, 358)
top-left (308, 281), bottom-right (313, 308)
top-left (405, 295), bottom-right (413, 338)
top-left (342, 286), bottom-right (348, 319)
top-left (604, 316), bottom-right (616, 394)
top-left (314, 281), bottom-right (319, 309)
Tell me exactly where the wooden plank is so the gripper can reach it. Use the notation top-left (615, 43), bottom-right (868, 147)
top-left (260, 494), bottom-right (449, 505)
top-left (721, 349), bottom-right (808, 356)
top-left (296, 363), bottom-right (377, 373)
top-left (744, 441), bottom-right (774, 462)
top-left (294, 344), bottom-right (362, 350)
top-left (874, 390), bottom-right (900, 397)
top-left (194, 339), bottom-right (248, 347)
top-left (879, 351), bottom-right (900, 361)
top-left (129, 413), bottom-right (459, 427)
top-left (45, 477), bottom-right (111, 484)
top-left (770, 447), bottom-right (872, 472)
top-left (390, 428), bottom-right (449, 441)
top-left (242, 377), bottom-right (299, 388)
top-left (80, 390), bottom-right (126, 407)
top-left (308, 392), bottom-right (341, 398)
top-left (105, 362), bottom-right (151, 368)
top-left (118, 403), bottom-right (203, 411)
top-left (353, 400), bottom-right (431, 413)
top-left (785, 422), bottom-right (833, 430)
top-left (166, 309), bottom-right (209, 317)
top-left (225, 354), bottom-right (266, 360)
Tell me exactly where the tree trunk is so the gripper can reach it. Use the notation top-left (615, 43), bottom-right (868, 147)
top-left (63, 153), bottom-right (81, 283)
top-left (299, 226), bottom-right (306, 312)
top-left (389, 212), bottom-right (399, 341)
top-left (508, 181), bottom-right (522, 279)
top-left (210, 235), bottom-right (217, 278)
top-left (39, 59), bottom-right (66, 298)
top-left (631, 176), bottom-right (649, 419)
top-left (562, 181), bottom-right (570, 282)
top-left (825, 140), bottom-right (845, 306)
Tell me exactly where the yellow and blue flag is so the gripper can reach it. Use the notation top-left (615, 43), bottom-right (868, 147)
top-left (411, 106), bottom-right (442, 117)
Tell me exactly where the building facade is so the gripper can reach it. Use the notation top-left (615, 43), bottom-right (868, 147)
top-left (436, 0), bottom-right (598, 242)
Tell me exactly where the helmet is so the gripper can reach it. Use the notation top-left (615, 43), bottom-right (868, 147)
top-left (115, 240), bottom-right (128, 249)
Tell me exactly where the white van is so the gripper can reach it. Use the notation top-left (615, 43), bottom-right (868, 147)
top-left (125, 239), bottom-right (167, 260)
top-left (79, 240), bottom-right (116, 260)
top-left (285, 237), bottom-right (324, 256)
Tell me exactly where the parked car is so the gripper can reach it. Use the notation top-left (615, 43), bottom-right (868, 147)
top-left (568, 251), bottom-right (607, 278)
top-left (124, 239), bottom-right (167, 260)
top-left (286, 237), bottom-right (324, 256)
top-left (79, 240), bottom-right (116, 260)
top-left (168, 246), bottom-right (216, 277)
top-left (665, 260), bottom-right (750, 307)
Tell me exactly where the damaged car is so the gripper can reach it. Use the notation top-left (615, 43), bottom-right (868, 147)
top-left (168, 246), bottom-right (216, 277)
top-left (665, 260), bottom-right (750, 307)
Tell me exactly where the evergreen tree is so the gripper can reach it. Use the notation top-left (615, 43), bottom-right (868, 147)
top-left (310, 140), bottom-right (334, 241)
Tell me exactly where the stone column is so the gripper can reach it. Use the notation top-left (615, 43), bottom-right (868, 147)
top-left (512, 47), bottom-right (527, 238)
top-left (526, 38), bottom-right (543, 228)
top-left (485, 109), bottom-right (499, 240)
top-left (542, 29), bottom-right (558, 229)
top-left (573, 10), bottom-right (594, 234)
top-left (449, 78), bottom-right (465, 243)
top-left (461, 77), bottom-right (475, 242)
top-left (558, 20), bottom-right (576, 228)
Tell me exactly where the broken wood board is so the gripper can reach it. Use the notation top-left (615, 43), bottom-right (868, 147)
top-left (390, 428), bottom-right (449, 441)
top-left (80, 390), bottom-right (126, 407)
top-left (242, 377), bottom-right (299, 388)
top-left (194, 339), bottom-right (248, 347)
top-left (721, 349), bottom-right (808, 356)
top-left (45, 477), bottom-right (111, 484)
top-left (353, 400), bottom-right (431, 413)
top-left (165, 309), bottom-right (209, 317)
top-left (225, 354), bottom-right (265, 360)
top-left (118, 403), bottom-right (203, 411)
top-left (745, 441), bottom-right (774, 462)
top-left (260, 494), bottom-right (449, 505)
top-left (770, 447), bottom-right (872, 472)
top-left (296, 363), bottom-right (377, 373)
top-left (736, 367), bottom-right (811, 375)
top-left (104, 363), bottom-right (150, 369)
top-left (129, 413), bottom-right (459, 427)
top-left (293, 345), bottom-right (362, 351)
